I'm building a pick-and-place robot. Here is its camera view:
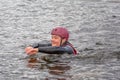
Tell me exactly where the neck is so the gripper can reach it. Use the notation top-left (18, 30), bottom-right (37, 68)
top-left (60, 41), bottom-right (68, 46)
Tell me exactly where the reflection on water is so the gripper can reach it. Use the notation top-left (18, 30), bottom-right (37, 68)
top-left (26, 54), bottom-right (72, 80)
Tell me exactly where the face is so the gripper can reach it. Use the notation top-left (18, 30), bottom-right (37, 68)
top-left (51, 35), bottom-right (66, 46)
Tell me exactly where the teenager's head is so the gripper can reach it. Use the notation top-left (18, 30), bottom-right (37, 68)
top-left (51, 27), bottom-right (69, 46)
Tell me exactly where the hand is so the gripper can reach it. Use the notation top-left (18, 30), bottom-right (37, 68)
top-left (25, 47), bottom-right (33, 53)
top-left (25, 47), bottom-right (38, 55)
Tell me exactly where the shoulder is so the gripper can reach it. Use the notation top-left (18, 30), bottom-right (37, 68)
top-left (64, 42), bottom-right (77, 55)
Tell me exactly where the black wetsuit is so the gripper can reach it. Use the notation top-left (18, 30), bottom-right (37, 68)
top-left (32, 42), bottom-right (77, 55)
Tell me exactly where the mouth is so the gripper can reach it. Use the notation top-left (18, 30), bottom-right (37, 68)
top-left (51, 41), bottom-right (59, 46)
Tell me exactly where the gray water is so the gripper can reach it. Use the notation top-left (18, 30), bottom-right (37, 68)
top-left (0, 0), bottom-right (120, 80)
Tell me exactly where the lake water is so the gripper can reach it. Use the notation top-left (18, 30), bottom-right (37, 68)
top-left (0, 0), bottom-right (120, 80)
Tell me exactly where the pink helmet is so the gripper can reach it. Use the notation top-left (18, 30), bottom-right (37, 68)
top-left (51, 27), bottom-right (69, 41)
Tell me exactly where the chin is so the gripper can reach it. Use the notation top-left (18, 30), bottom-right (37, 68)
top-left (52, 44), bottom-right (59, 47)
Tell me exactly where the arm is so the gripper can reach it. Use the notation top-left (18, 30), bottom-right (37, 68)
top-left (25, 43), bottom-right (51, 55)
top-left (32, 43), bottom-right (51, 48)
top-left (25, 44), bottom-right (74, 55)
top-left (38, 45), bottom-right (73, 54)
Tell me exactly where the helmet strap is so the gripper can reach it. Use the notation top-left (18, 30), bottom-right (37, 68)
top-left (60, 37), bottom-right (67, 46)
top-left (60, 38), bottom-right (63, 46)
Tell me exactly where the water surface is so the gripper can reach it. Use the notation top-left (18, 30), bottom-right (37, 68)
top-left (0, 0), bottom-right (120, 80)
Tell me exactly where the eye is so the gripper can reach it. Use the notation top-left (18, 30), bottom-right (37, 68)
top-left (54, 36), bottom-right (58, 39)
top-left (51, 35), bottom-right (57, 39)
